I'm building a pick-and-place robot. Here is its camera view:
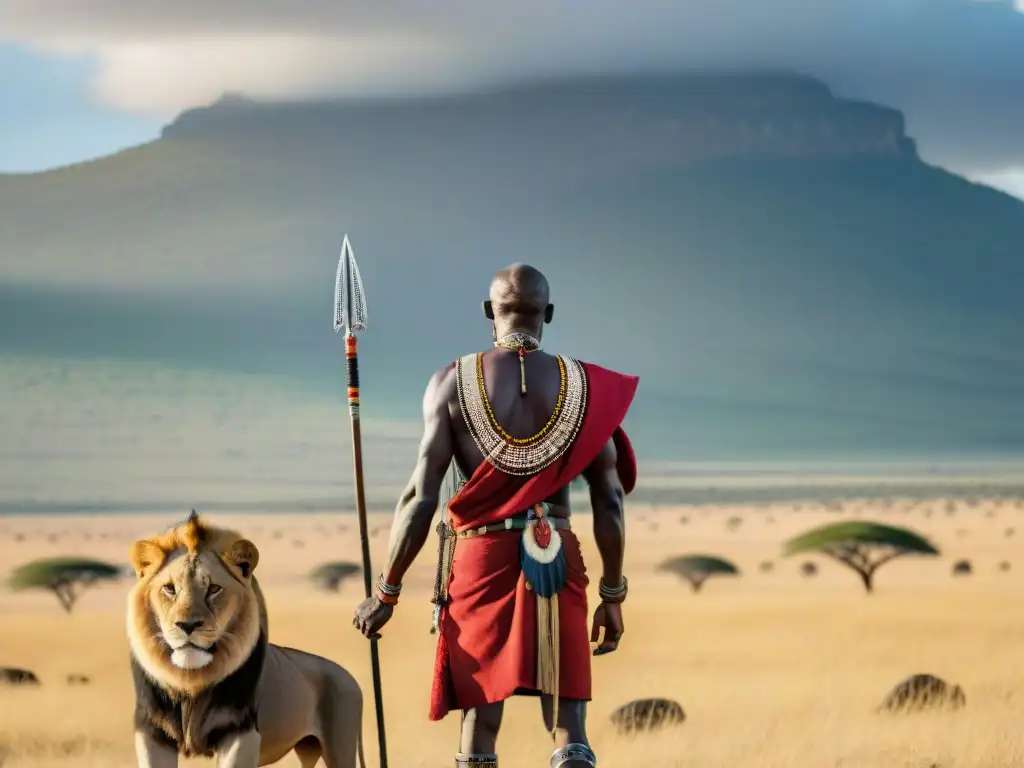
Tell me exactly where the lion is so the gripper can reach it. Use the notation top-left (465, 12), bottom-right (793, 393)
top-left (127, 511), bottom-right (365, 768)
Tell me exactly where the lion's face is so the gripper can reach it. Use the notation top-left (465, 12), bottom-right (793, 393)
top-left (127, 515), bottom-right (263, 694)
top-left (146, 549), bottom-right (251, 670)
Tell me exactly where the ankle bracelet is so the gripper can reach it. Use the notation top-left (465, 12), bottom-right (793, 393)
top-left (551, 742), bottom-right (596, 767)
top-left (455, 752), bottom-right (498, 767)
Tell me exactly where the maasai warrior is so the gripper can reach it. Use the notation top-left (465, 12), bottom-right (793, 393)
top-left (352, 264), bottom-right (638, 768)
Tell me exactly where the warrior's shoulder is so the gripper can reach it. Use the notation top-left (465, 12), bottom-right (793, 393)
top-left (423, 361), bottom-right (459, 402)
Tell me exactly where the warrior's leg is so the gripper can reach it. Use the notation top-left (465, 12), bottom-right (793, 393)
top-left (540, 697), bottom-right (596, 767)
top-left (456, 701), bottom-right (503, 766)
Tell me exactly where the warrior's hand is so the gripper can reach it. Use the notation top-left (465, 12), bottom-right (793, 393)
top-left (352, 596), bottom-right (394, 640)
top-left (590, 601), bottom-right (624, 656)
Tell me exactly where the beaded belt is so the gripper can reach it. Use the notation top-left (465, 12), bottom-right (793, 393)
top-left (457, 513), bottom-right (571, 539)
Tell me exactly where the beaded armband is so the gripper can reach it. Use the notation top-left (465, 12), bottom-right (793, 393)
top-left (376, 574), bottom-right (402, 606)
top-left (598, 576), bottom-right (628, 604)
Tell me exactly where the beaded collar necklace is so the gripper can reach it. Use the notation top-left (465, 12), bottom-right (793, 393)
top-left (455, 352), bottom-right (588, 476)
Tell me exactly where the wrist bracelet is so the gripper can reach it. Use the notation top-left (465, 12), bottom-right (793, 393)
top-left (598, 575), bottom-right (628, 604)
top-left (376, 574), bottom-right (402, 605)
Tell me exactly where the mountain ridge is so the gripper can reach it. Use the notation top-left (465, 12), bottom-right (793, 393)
top-left (161, 71), bottom-right (918, 166)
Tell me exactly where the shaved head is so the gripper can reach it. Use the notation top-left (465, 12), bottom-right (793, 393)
top-left (484, 263), bottom-right (553, 337)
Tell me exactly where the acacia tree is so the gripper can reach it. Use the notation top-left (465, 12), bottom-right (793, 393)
top-left (782, 521), bottom-right (939, 594)
top-left (309, 561), bottom-right (361, 592)
top-left (656, 554), bottom-right (739, 593)
top-left (8, 557), bottom-right (123, 613)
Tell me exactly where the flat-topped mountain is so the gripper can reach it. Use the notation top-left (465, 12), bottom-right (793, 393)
top-left (163, 73), bottom-right (917, 167)
top-left (1, 72), bottom-right (1022, 459)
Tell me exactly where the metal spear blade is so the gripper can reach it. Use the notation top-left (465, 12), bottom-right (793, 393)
top-left (333, 234), bottom-right (368, 334)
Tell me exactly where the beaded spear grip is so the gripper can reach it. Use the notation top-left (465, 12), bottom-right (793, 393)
top-left (345, 334), bottom-right (360, 419)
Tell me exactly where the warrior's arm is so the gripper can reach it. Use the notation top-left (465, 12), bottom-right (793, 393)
top-left (381, 365), bottom-right (455, 589)
top-left (583, 437), bottom-right (626, 587)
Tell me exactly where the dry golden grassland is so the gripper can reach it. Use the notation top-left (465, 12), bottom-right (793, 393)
top-left (1, 499), bottom-right (1023, 767)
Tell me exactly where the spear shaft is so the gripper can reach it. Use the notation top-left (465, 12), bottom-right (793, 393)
top-left (344, 334), bottom-right (388, 768)
top-left (334, 235), bottom-right (388, 768)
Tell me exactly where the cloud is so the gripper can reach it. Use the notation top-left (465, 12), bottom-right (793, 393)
top-left (971, 167), bottom-right (1024, 199)
top-left (2, 0), bottom-right (1024, 171)
top-left (85, 35), bottom-right (462, 113)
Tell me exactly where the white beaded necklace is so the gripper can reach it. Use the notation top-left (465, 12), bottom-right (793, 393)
top-left (456, 352), bottom-right (588, 476)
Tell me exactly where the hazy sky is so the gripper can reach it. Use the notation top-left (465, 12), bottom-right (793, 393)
top-left (1, 0), bottom-right (1024, 196)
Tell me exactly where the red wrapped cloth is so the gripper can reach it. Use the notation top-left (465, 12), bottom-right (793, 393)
top-left (429, 361), bottom-right (638, 721)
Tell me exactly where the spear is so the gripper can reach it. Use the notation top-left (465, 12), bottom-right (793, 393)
top-left (333, 234), bottom-right (389, 768)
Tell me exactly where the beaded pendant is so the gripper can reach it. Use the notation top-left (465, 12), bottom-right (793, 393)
top-left (521, 504), bottom-right (567, 598)
top-left (456, 353), bottom-right (588, 476)
top-left (493, 332), bottom-right (541, 394)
